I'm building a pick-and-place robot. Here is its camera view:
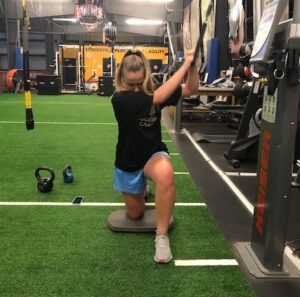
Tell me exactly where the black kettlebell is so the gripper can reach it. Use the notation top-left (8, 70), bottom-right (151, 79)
top-left (63, 165), bottom-right (74, 183)
top-left (35, 166), bottom-right (55, 193)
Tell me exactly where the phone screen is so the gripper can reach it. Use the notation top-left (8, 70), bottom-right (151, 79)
top-left (72, 196), bottom-right (84, 204)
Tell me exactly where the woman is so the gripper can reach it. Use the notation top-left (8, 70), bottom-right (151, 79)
top-left (112, 48), bottom-right (199, 263)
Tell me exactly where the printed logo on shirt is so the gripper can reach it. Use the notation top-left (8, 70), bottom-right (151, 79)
top-left (138, 105), bottom-right (157, 127)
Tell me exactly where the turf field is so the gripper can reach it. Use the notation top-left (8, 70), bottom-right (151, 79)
top-left (0, 93), bottom-right (255, 297)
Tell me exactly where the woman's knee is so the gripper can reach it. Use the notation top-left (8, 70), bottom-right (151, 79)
top-left (145, 156), bottom-right (174, 181)
top-left (157, 159), bottom-right (174, 183)
top-left (153, 167), bottom-right (174, 189)
top-left (126, 204), bottom-right (145, 220)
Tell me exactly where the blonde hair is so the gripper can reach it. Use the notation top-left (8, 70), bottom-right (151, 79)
top-left (114, 49), bottom-right (154, 95)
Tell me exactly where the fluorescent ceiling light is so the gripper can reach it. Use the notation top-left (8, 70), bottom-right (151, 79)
top-left (125, 0), bottom-right (173, 2)
top-left (126, 18), bottom-right (163, 25)
top-left (53, 18), bottom-right (77, 23)
top-left (30, 0), bottom-right (70, 2)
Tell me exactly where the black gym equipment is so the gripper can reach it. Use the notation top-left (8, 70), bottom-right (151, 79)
top-left (235, 63), bottom-right (252, 79)
top-left (63, 165), bottom-right (74, 183)
top-left (35, 166), bottom-right (55, 193)
top-left (102, 57), bottom-right (114, 77)
top-left (224, 80), bottom-right (262, 168)
top-left (235, 0), bottom-right (300, 278)
top-left (107, 209), bottom-right (174, 233)
top-left (233, 81), bottom-right (252, 100)
top-left (98, 76), bottom-right (114, 96)
top-left (36, 75), bottom-right (62, 95)
top-left (191, 81), bottom-right (253, 146)
top-left (221, 41), bottom-right (262, 168)
top-left (239, 42), bottom-right (254, 67)
top-left (63, 58), bottom-right (77, 86)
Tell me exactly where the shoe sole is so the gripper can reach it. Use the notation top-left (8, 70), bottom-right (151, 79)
top-left (154, 255), bottom-right (173, 264)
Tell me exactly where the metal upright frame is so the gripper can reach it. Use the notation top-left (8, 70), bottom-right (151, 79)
top-left (235, 0), bottom-right (300, 278)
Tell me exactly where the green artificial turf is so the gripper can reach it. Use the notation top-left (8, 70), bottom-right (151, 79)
top-left (0, 207), bottom-right (254, 297)
top-left (0, 93), bottom-right (201, 202)
top-left (0, 93), bottom-right (255, 297)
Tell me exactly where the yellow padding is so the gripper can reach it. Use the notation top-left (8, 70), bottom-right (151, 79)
top-left (24, 91), bottom-right (32, 108)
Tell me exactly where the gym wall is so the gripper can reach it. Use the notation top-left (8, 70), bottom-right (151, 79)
top-left (114, 45), bottom-right (168, 71)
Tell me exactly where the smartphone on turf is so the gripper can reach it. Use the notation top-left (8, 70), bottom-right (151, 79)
top-left (72, 196), bottom-right (84, 205)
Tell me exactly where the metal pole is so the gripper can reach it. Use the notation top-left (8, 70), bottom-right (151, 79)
top-left (166, 21), bottom-right (176, 66)
top-left (4, 0), bottom-right (11, 69)
top-left (253, 0), bottom-right (262, 38)
top-left (77, 50), bottom-right (81, 91)
top-left (16, 19), bottom-right (20, 47)
top-left (55, 51), bottom-right (59, 76)
top-left (175, 98), bottom-right (182, 132)
top-left (293, 0), bottom-right (300, 23)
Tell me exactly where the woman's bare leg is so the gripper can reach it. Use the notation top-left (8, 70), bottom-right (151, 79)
top-left (143, 155), bottom-right (175, 235)
top-left (122, 192), bottom-right (145, 220)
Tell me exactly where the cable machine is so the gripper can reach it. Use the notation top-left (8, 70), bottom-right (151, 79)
top-left (235, 0), bottom-right (300, 278)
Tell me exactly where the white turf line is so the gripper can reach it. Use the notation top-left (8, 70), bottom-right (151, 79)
top-left (183, 129), bottom-right (254, 215)
top-left (0, 121), bottom-right (117, 125)
top-left (183, 128), bottom-right (300, 268)
top-left (0, 202), bottom-right (206, 207)
top-left (174, 259), bottom-right (238, 266)
top-left (225, 172), bottom-right (257, 177)
top-left (225, 172), bottom-right (297, 177)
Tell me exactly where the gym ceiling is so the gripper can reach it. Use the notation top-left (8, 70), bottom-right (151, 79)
top-left (1, 0), bottom-right (185, 38)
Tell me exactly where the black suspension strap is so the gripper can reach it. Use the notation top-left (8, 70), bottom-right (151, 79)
top-left (191, 1), bottom-right (214, 67)
top-left (21, 0), bottom-right (34, 130)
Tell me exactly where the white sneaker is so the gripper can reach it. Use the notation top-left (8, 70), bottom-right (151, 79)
top-left (154, 234), bottom-right (173, 263)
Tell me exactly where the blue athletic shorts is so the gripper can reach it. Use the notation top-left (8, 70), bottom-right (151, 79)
top-left (113, 151), bottom-right (170, 194)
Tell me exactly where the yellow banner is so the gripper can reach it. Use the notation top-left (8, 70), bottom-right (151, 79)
top-left (84, 45), bottom-right (112, 81)
top-left (114, 46), bottom-right (168, 71)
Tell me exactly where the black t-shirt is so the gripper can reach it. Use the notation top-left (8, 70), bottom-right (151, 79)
top-left (111, 86), bottom-right (182, 171)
